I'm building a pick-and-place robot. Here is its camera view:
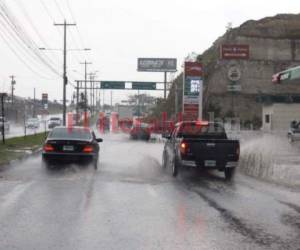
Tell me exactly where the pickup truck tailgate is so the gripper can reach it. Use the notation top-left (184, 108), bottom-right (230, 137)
top-left (186, 139), bottom-right (239, 164)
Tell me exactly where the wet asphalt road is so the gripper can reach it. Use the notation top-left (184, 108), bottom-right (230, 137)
top-left (0, 133), bottom-right (299, 250)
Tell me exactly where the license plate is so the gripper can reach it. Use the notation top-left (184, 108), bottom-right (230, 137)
top-left (63, 145), bottom-right (74, 151)
top-left (205, 160), bottom-right (216, 167)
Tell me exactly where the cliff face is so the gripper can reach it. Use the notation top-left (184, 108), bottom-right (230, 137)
top-left (200, 13), bottom-right (300, 122)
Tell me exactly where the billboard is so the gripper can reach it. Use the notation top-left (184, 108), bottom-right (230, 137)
top-left (42, 93), bottom-right (48, 110)
top-left (221, 45), bottom-right (250, 60)
top-left (184, 62), bottom-right (203, 77)
top-left (137, 58), bottom-right (177, 72)
top-left (183, 62), bottom-right (203, 120)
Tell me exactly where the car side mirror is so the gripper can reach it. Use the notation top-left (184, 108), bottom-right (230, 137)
top-left (96, 138), bottom-right (103, 143)
top-left (162, 133), bottom-right (171, 139)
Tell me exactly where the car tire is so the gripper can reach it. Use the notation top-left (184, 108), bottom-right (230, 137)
top-left (93, 157), bottom-right (98, 170)
top-left (288, 135), bottom-right (294, 143)
top-left (42, 158), bottom-right (51, 168)
top-left (162, 151), bottom-right (167, 169)
top-left (225, 168), bottom-right (235, 181)
top-left (171, 158), bottom-right (178, 177)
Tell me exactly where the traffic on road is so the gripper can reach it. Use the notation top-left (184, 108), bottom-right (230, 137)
top-left (1, 1), bottom-right (300, 250)
top-left (0, 127), bottom-right (299, 250)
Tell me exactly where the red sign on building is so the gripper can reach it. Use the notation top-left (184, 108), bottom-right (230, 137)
top-left (221, 45), bottom-right (250, 60)
top-left (185, 62), bottom-right (203, 77)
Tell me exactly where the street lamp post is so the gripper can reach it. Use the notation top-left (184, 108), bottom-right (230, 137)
top-left (39, 47), bottom-right (91, 125)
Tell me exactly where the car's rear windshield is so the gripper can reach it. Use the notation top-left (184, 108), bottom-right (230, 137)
top-left (48, 128), bottom-right (92, 140)
top-left (50, 118), bottom-right (60, 121)
top-left (178, 123), bottom-right (227, 139)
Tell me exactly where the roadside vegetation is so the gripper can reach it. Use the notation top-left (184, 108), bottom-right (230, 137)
top-left (0, 132), bottom-right (47, 166)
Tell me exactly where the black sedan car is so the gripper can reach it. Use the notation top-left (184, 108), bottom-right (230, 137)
top-left (42, 126), bottom-right (103, 169)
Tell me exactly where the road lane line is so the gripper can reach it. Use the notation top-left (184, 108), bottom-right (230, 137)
top-left (147, 185), bottom-right (158, 198)
top-left (0, 182), bottom-right (33, 211)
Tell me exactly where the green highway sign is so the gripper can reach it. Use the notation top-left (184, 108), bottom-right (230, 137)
top-left (132, 82), bottom-right (156, 90)
top-left (101, 81), bottom-right (125, 89)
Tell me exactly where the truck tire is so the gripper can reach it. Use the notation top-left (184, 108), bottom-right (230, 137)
top-left (171, 159), bottom-right (178, 177)
top-left (162, 151), bottom-right (167, 169)
top-left (225, 168), bottom-right (235, 181)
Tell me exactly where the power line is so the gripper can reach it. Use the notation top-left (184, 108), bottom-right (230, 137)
top-left (63, 0), bottom-right (92, 62)
top-left (0, 2), bottom-right (62, 76)
top-left (53, 0), bottom-right (65, 19)
top-left (12, 0), bottom-right (61, 68)
top-left (52, 0), bottom-right (83, 64)
top-left (0, 21), bottom-right (59, 80)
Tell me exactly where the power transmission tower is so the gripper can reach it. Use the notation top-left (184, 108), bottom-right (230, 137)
top-left (54, 20), bottom-right (76, 126)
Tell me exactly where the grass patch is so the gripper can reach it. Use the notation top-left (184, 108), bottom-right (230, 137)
top-left (0, 132), bottom-right (47, 166)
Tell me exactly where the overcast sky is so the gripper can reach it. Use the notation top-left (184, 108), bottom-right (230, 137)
top-left (0, 0), bottom-right (299, 104)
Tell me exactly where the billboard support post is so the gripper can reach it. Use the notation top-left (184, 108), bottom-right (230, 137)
top-left (164, 72), bottom-right (167, 99)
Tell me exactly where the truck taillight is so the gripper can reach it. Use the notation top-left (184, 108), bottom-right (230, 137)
top-left (44, 144), bottom-right (54, 152)
top-left (180, 141), bottom-right (188, 155)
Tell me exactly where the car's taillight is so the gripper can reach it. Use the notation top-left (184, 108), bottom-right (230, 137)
top-left (180, 141), bottom-right (189, 155)
top-left (83, 145), bottom-right (94, 153)
top-left (44, 144), bottom-right (54, 152)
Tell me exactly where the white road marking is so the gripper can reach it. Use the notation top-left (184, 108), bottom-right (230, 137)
top-left (0, 182), bottom-right (33, 211)
top-left (147, 185), bottom-right (158, 198)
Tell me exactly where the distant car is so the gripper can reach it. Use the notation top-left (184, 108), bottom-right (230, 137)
top-left (25, 118), bottom-right (40, 129)
top-left (42, 126), bottom-right (103, 169)
top-left (0, 116), bottom-right (10, 133)
top-left (48, 117), bottom-right (62, 129)
top-left (130, 123), bottom-right (151, 141)
top-left (287, 120), bottom-right (300, 142)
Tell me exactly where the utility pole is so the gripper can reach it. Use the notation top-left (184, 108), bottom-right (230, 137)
top-left (175, 81), bottom-right (178, 117)
top-left (164, 72), bottom-right (167, 99)
top-left (33, 88), bottom-right (36, 117)
top-left (76, 81), bottom-right (79, 125)
top-left (54, 20), bottom-right (76, 126)
top-left (110, 91), bottom-right (113, 111)
top-left (10, 75), bottom-right (16, 106)
top-left (0, 93), bottom-right (7, 144)
top-left (80, 61), bottom-right (92, 113)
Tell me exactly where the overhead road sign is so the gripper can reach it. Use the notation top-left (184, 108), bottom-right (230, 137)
top-left (137, 58), bottom-right (177, 72)
top-left (132, 82), bottom-right (156, 90)
top-left (75, 80), bottom-right (172, 90)
top-left (101, 81), bottom-right (125, 89)
top-left (221, 44), bottom-right (250, 60)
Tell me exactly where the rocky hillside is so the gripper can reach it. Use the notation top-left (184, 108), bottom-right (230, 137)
top-left (150, 13), bottom-right (300, 125)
